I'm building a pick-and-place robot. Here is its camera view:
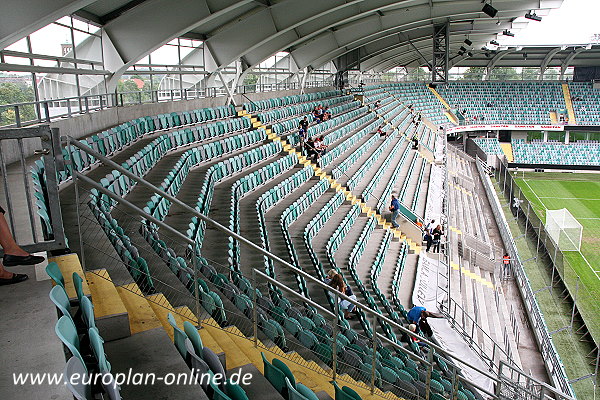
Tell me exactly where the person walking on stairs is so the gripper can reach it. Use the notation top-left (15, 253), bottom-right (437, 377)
top-left (389, 195), bottom-right (400, 228)
top-left (0, 205), bottom-right (45, 285)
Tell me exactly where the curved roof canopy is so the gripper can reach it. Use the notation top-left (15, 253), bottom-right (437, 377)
top-left (0, 0), bottom-right (567, 77)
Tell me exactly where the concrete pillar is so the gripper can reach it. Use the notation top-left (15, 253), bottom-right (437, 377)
top-left (543, 131), bottom-right (548, 142)
top-left (565, 131), bottom-right (569, 144)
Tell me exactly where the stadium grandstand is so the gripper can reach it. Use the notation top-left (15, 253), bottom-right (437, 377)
top-left (1, 1), bottom-right (599, 400)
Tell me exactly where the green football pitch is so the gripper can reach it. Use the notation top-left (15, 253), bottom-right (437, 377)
top-left (514, 172), bottom-right (600, 342)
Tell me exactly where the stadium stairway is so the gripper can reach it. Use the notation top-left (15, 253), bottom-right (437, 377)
top-left (561, 83), bottom-right (577, 125)
top-left (499, 143), bottom-right (514, 162)
top-left (445, 149), bottom-right (523, 371)
top-left (237, 109), bottom-right (421, 253)
top-left (49, 252), bottom-right (406, 400)
top-left (426, 86), bottom-right (458, 125)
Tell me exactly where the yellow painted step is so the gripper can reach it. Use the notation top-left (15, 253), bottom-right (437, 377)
top-left (85, 269), bottom-right (128, 319)
top-left (116, 283), bottom-right (162, 334)
top-left (222, 326), bottom-right (265, 368)
top-left (145, 293), bottom-right (181, 341)
top-left (48, 253), bottom-right (90, 300)
top-left (201, 321), bottom-right (253, 369)
top-left (252, 122), bottom-right (262, 128)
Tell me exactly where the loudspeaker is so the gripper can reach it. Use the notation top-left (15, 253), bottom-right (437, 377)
top-left (482, 3), bottom-right (498, 18)
top-left (464, 39), bottom-right (473, 46)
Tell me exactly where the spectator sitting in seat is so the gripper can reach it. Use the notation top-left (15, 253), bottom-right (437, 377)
top-left (0, 205), bottom-right (45, 285)
top-left (408, 324), bottom-right (429, 349)
top-left (329, 273), bottom-right (358, 319)
top-left (315, 135), bottom-right (328, 155)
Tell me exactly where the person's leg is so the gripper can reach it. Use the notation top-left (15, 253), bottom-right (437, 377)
top-left (0, 212), bottom-right (28, 256)
top-left (392, 210), bottom-right (399, 228)
top-left (0, 262), bottom-right (28, 284)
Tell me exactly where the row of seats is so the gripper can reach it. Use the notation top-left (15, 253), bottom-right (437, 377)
top-left (472, 138), bottom-right (503, 155)
top-left (243, 90), bottom-right (340, 113)
top-left (143, 129), bottom-right (269, 223)
top-left (568, 82), bottom-right (600, 124)
top-left (511, 139), bottom-right (600, 165)
top-left (256, 167), bottom-right (315, 296)
top-left (47, 264), bottom-right (121, 399)
top-left (437, 82), bottom-right (565, 125)
top-left (346, 126), bottom-right (400, 191)
top-left (375, 144), bottom-right (412, 215)
top-left (257, 95), bottom-right (354, 124)
top-left (89, 190), bottom-right (155, 292)
top-left (228, 154), bottom-right (299, 267)
top-left (189, 141), bottom-right (283, 250)
top-left (320, 117), bottom-right (379, 169)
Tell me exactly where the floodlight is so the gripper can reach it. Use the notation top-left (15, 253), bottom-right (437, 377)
top-left (525, 11), bottom-right (542, 21)
top-left (460, 46), bottom-right (467, 52)
top-left (490, 40), bottom-right (499, 46)
top-left (467, 51), bottom-right (474, 57)
top-left (503, 30), bottom-right (514, 37)
top-left (482, 3), bottom-right (498, 18)
top-left (464, 39), bottom-right (473, 46)
top-left (458, 50), bottom-right (465, 56)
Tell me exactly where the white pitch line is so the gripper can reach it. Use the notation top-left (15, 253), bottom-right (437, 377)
top-left (538, 197), bottom-right (600, 201)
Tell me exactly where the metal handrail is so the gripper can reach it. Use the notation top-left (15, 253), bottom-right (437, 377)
top-left (66, 133), bottom-right (575, 400)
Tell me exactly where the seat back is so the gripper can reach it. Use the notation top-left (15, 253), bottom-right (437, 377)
top-left (89, 327), bottom-right (111, 373)
top-left (72, 272), bottom-right (85, 303)
top-left (286, 377), bottom-right (309, 400)
top-left (167, 313), bottom-right (188, 359)
top-left (55, 316), bottom-right (85, 369)
top-left (185, 339), bottom-right (210, 391)
top-left (261, 352), bottom-right (286, 395)
top-left (64, 356), bottom-right (92, 400)
top-left (46, 262), bottom-right (65, 288)
top-left (183, 321), bottom-right (203, 356)
top-left (273, 358), bottom-right (296, 388)
top-left (79, 296), bottom-right (96, 330)
top-left (49, 285), bottom-right (72, 321)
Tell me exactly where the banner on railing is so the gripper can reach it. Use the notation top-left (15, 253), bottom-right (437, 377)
top-left (446, 124), bottom-right (565, 134)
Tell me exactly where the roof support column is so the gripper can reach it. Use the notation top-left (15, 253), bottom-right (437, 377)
top-left (431, 22), bottom-right (450, 83)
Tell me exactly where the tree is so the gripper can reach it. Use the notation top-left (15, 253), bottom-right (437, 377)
top-left (0, 82), bottom-right (36, 127)
top-left (488, 67), bottom-right (520, 80)
top-left (242, 73), bottom-right (258, 91)
top-left (521, 68), bottom-right (540, 80)
top-left (117, 75), bottom-right (152, 104)
top-left (461, 67), bottom-right (486, 81)
top-left (405, 67), bottom-right (428, 81)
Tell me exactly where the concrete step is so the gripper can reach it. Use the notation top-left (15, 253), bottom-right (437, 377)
top-left (85, 268), bottom-right (130, 341)
top-left (104, 327), bottom-right (209, 400)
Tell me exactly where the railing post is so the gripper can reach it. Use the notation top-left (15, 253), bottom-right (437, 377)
top-left (84, 96), bottom-right (89, 114)
top-left (370, 313), bottom-right (377, 393)
top-left (332, 292), bottom-right (339, 381)
top-left (252, 268), bottom-right (258, 348)
top-left (192, 241), bottom-right (201, 326)
top-left (425, 348), bottom-right (434, 400)
top-left (451, 363), bottom-right (460, 400)
top-left (43, 102), bottom-right (50, 123)
top-left (13, 106), bottom-right (21, 127)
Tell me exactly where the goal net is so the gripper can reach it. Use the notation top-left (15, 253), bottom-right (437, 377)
top-left (545, 208), bottom-right (583, 252)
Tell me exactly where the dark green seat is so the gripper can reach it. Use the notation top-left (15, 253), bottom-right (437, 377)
top-left (261, 352), bottom-right (286, 396)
